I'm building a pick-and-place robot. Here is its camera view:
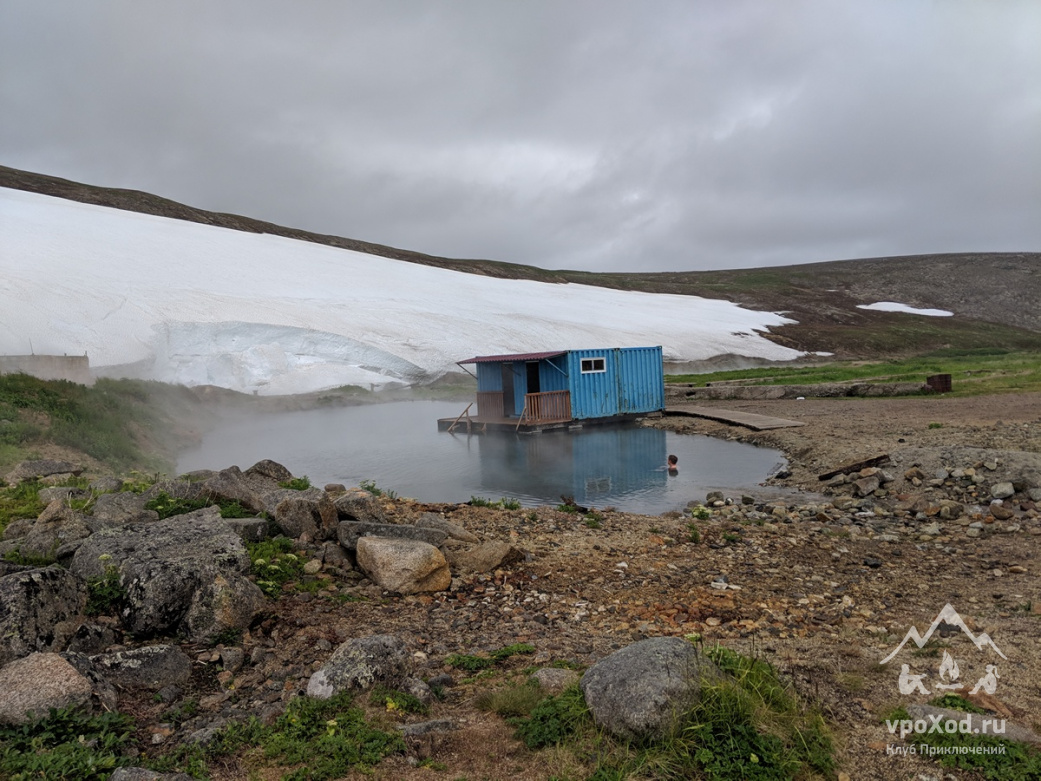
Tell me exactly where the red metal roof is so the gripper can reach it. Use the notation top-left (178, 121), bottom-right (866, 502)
top-left (457, 350), bottom-right (567, 365)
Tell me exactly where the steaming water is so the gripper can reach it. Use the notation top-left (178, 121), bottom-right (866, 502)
top-left (177, 400), bottom-right (787, 515)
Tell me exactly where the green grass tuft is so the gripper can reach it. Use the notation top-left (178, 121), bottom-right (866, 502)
top-left (667, 349), bottom-right (1041, 396)
top-left (0, 705), bottom-right (137, 780)
top-left (85, 564), bottom-right (126, 616)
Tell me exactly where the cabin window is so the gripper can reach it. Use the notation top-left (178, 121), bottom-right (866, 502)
top-left (580, 357), bottom-right (606, 374)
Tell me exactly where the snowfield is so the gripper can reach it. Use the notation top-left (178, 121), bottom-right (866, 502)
top-left (1, 188), bottom-right (804, 394)
top-left (856, 302), bottom-right (953, 317)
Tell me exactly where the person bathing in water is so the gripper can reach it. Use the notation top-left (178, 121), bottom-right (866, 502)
top-left (666, 454), bottom-right (678, 473)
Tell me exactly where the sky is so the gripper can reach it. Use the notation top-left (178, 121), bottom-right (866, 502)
top-left (2, 1), bottom-right (1039, 273)
top-left (2, 187), bottom-right (806, 394)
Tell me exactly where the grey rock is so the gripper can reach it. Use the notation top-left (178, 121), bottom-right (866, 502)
top-left (65, 622), bottom-right (120, 655)
top-left (4, 459), bottom-right (82, 485)
top-left (60, 650), bottom-right (119, 713)
top-left (415, 513), bottom-right (480, 543)
top-left (38, 486), bottom-right (88, 504)
top-left (2, 517), bottom-right (35, 541)
top-left (70, 507), bottom-right (265, 642)
top-left (91, 492), bottom-right (159, 526)
top-left (198, 466), bottom-right (278, 515)
top-left (399, 676), bottom-right (435, 705)
top-left (307, 634), bottom-right (412, 699)
top-left (852, 475), bottom-right (881, 497)
top-left (0, 565), bottom-right (86, 666)
top-left (338, 521), bottom-right (446, 551)
top-left (220, 646), bottom-right (245, 674)
top-left (186, 727), bottom-right (222, 745)
top-left (319, 540), bottom-right (351, 569)
top-left (91, 644), bottom-right (192, 691)
top-left (0, 653), bottom-right (93, 725)
top-left (224, 517), bottom-right (269, 543)
top-left (17, 501), bottom-right (92, 561)
top-left (530, 667), bottom-right (580, 694)
top-left (990, 481), bottom-right (1016, 500)
top-left (90, 476), bottom-right (125, 493)
top-left (355, 537), bottom-right (451, 594)
top-left (244, 459), bottom-right (295, 483)
top-left (334, 487), bottom-right (387, 523)
top-left (267, 488), bottom-right (338, 540)
top-left (444, 542), bottom-right (526, 574)
top-left (141, 480), bottom-right (208, 503)
top-left (580, 636), bottom-right (720, 741)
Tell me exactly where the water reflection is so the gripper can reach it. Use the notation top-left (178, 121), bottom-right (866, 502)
top-left (177, 400), bottom-right (786, 515)
top-left (474, 426), bottom-right (667, 506)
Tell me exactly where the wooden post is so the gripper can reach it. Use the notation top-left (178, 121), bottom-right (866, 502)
top-left (447, 403), bottom-right (474, 433)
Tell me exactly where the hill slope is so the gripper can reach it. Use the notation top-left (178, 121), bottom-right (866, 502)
top-left (3, 164), bottom-right (1040, 361)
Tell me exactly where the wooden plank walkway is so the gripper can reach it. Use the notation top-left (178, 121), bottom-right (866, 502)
top-left (665, 404), bottom-right (806, 431)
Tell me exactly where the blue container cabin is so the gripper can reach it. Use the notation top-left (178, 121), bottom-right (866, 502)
top-left (440, 346), bottom-right (665, 432)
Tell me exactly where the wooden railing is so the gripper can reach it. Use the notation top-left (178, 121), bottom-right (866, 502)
top-left (520, 390), bottom-right (572, 424)
top-left (476, 391), bottom-right (505, 419)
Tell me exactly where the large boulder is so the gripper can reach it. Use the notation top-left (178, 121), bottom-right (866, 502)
top-left (444, 542), bottom-right (526, 574)
top-left (3, 459), bottom-right (82, 485)
top-left (580, 637), bottom-right (720, 742)
top-left (334, 487), bottom-right (387, 523)
top-left (181, 570), bottom-right (268, 643)
top-left (0, 565), bottom-right (86, 666)
top-left (198, 466), bottom-right (278, 515)
top-left (338, 521), bottom-right (446, 551)
top-left (15, 500), bottom-right (92, 561)
top-left (415, 513), bottom-right (480, 543)
top-left (307, 634), bottom-right (412, 699)
top-left (0, 653), bottom-right (93, 725)
top-left (355, 537), bottom-right (451, 594)
top-left (265, 488), bottom-right (338, 540)
top-left (91, 492), bottom-right (159, 526)
top-left (69, 507), bottom-right (265, 642)
top-left (244, 459), bottom-right (295, 484)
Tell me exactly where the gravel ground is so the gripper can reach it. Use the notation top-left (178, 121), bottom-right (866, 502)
top-left (136, 391), bottom-right (1041, 780)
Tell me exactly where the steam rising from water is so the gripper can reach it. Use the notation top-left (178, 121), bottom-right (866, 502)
top-left (177, 400), bottom-right (786, 515)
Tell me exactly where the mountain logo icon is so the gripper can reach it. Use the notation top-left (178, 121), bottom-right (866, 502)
top-left (880, 603), bottom-right (1007, 665)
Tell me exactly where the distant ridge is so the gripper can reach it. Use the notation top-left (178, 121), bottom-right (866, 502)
top-left (3, 164), bottom-right (1040, 359)
top-left (880, 603), bottom-right (1007, 665)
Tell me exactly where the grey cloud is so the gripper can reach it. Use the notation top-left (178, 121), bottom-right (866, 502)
top-left (1, 0), bottom-right (1038, 272)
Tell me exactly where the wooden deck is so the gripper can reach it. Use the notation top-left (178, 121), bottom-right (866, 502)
top-left (440, 391), bottom-right (575, 433)
top-left (665, 404), bottom-right (806, 431)
top-left (437, 414), bottom-right (574, 434)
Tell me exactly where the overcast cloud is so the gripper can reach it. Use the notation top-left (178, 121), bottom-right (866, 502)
top-left (2, 0), bottom-right (1039, 272)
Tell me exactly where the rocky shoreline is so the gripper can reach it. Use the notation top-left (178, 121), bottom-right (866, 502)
top-left (1, 392), bottom-right (1040, 779)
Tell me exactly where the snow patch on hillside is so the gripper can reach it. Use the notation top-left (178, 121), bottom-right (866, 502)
top-left (1, 187), bottom-right (806, 394)
top-left (857, 302), bottom-right (953, 317)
